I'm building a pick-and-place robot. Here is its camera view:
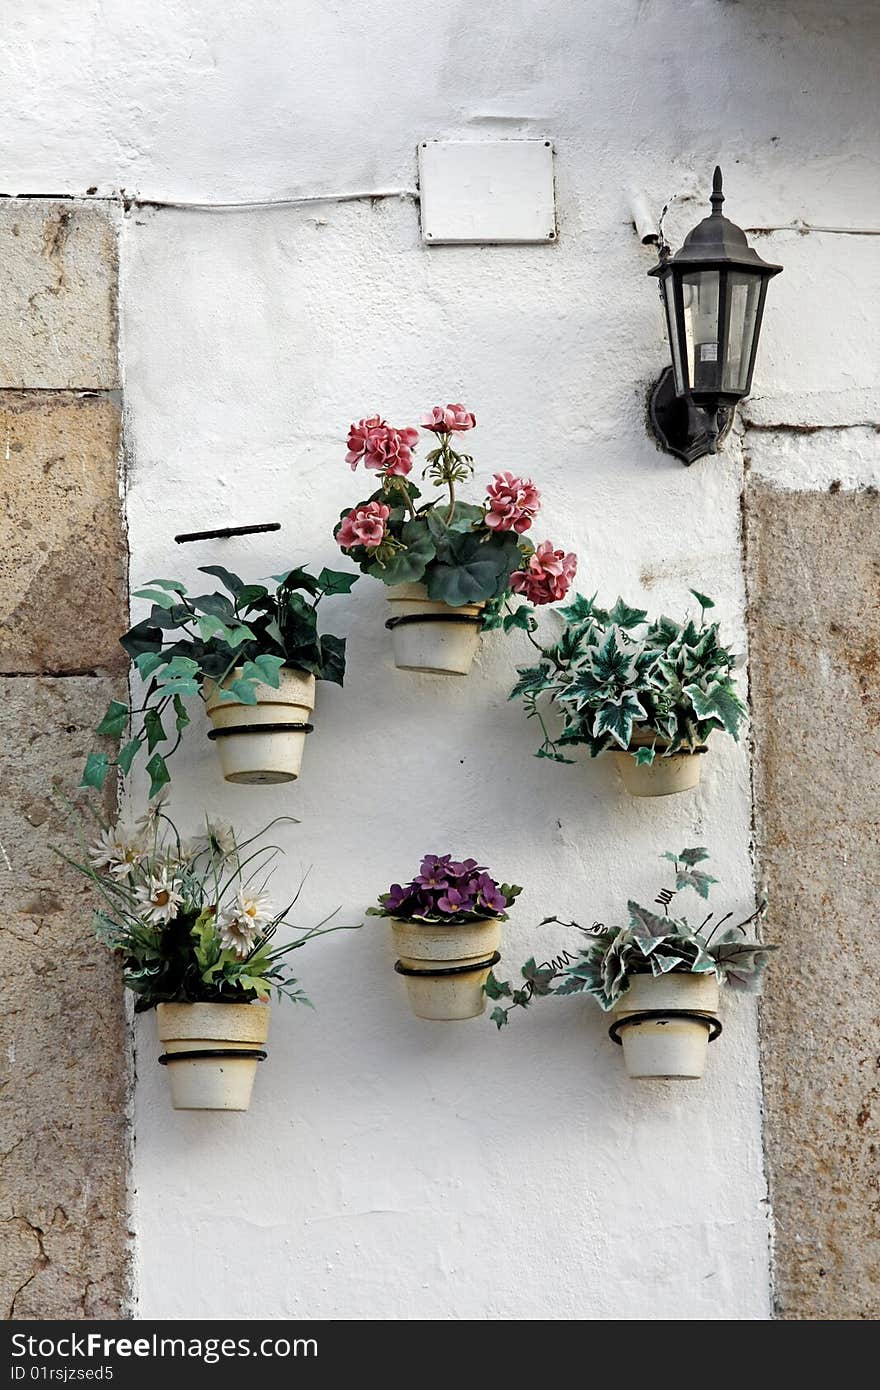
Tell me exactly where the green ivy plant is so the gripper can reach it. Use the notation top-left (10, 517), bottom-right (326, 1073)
top-left (83, 564), bottom-right (357, 798)
top-left (509, 589), bottom-right (745, 764)
top-left (486, 848), bottom-right (776, 1028)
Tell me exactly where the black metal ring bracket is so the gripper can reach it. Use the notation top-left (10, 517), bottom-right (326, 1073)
top-left (385, 612), bottom-right (482, 630)
top-left (394, 950), bottom-right (501, 980)
top-left (608, 1009), bottom-right (722, 1046)
top-left (207, 722), bottom-right (314, 740)
top-left (158, 1048), bottom-right (268, 1065)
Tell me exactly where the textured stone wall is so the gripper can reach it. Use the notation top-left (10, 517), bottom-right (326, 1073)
top-left (0, 202), bottom-right (130, 1318)
top-left (745, 474), bottom-right (880, 1320)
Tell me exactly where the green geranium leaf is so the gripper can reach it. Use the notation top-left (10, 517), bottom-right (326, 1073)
top-left (116, 739), bottom-right (142, 775)
top-left (81, 752), bottom-right (111, 791)
top-left (426, 530), bottom-right (519, 606)
top-left (593, 690), bottom-right (647, 750)
top-left (145, 752), bottom-right (170, 799)
top-left (96, 699), bottom-right (129, 738)
top-left (316, 567), bottom-right (359, 595)
top-left (144, 708), bottom-right (166, 752)
top-left (368, 519), bottom-right (436, 586)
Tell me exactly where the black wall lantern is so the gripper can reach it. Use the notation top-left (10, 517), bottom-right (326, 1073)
top-left (648, 167), bottom-right (782, 464)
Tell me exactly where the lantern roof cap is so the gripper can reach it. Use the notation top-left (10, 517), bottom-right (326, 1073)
top-left (648, 167), bottom-right (782, 278)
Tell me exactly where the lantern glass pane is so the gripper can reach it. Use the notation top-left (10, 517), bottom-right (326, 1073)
top-left (682, 270), bottom-right (721, 394)
top-left (661, 277), bottom-right (685, 395)
top-left (722, 271), bottom-right (763, 393)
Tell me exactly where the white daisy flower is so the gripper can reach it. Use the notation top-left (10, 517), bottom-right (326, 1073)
top-left (190, 819), bottom-right (238, 859)
top-left (217, 891), bottom-right (274, 959)
top-left (89, 820), bottom-right (145, 880)
top-left (135, 787), bottom-right (171, 832)
top-left (134, 868), bottom-right (184, 926)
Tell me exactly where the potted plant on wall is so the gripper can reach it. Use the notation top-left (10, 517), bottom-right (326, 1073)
top-left (509, 590), bottom-right (745, 796)
top-left (82, 563), bottom-right (357, 795)
top-left (62, 805), bottom-right (357, 1110)
top-left (486, 848), bottom-right (775, 1080)
top-left (333, 405), bottom-right (577, 675)
top-left (368, 854), bottom-right (522, 1020)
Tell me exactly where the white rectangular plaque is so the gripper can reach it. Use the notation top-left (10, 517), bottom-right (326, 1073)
top-left (417, 139), bottom-right (556, 245)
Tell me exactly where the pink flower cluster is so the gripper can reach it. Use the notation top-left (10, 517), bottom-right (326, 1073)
top-left (346, 416), bottom-right (419, 477)
top-left (484, 472), bottom-right (541, 534)
top-left (337, 500), bottom-right (390, 551)
top-left (511, 541), bottom-right (578, 606)
top-left (421, 404), bottom-right (476, 433)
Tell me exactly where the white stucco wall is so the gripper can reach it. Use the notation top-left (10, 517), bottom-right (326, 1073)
top-left (6, 0), bottom-right (878, 1320)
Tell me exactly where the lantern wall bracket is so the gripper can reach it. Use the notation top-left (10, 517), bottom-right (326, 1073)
top-left (648, 367), bottom-right (734, 466)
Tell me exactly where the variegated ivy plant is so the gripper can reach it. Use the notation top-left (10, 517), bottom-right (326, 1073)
top-left (82, 564), bottom-right (357, 798)
top-left (486, 848), bottom-right (776, 1028)
top-left (509, 589), bottom-right (745, 764)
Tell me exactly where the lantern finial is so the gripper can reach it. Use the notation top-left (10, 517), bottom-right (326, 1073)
top-left (710, 165), bottom-right (724, 215)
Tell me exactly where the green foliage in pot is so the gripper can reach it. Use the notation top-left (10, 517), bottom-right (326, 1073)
top-left (509, 589), bottom-right (745, 764)
top-left (61, 802), bottom-right (358, 1011)
top-left (486, 848), bottom-right (776, 1028)
top-left (83, 563), bottom-right (357, 797)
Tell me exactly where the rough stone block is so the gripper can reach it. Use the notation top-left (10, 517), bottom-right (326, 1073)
top-left (0, 675), bottom-right (129, 1318)
top-left (0, 391), bottom-right (128, 675)
top-left (0, 201), bottom-right (118, 391)
top-left (746, 478), bottom-right (880, 1320)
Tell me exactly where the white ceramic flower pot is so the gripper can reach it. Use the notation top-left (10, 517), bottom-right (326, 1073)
top-left (611, 747), bottom-right (704, 797)
top-left (611, 973), bottom-right (720, 1080)
top-left (385, 583), bottom-right (484, 675)
top-left (156, 1002), bottom-right (271, 1111)
top-left (204, 666), bottom-right (316, 784)
top-left (391, 916), bottom-right (501, 1021)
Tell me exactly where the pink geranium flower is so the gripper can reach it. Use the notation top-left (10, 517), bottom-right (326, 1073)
top-left (484, 472), bottom-right (541, 534)
top-left (421, 404), bottom-right (476, 433)
top-left (337, 501), bottom-right (391, 551)
top-left (510, 541), bottom-right (578, 606)
top-left (346, 417), bottom-right (419, 476)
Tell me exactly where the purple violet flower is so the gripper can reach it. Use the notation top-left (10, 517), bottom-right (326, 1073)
top-left (474, 873), bottom-right (508, 913)
top-left (436, 886), bottom-right (475, 915)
